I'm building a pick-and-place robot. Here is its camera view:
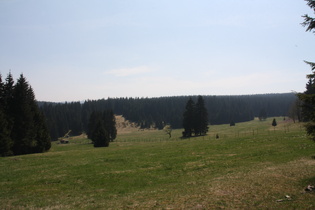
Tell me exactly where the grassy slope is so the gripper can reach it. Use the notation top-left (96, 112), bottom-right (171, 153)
top-left (1, 117), bottom-right (315, 209)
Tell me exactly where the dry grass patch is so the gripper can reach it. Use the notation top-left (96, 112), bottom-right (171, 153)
top-left (98, 158), bottom-right (315, 209)
top-left (174, 158), bottom-right (315, 209)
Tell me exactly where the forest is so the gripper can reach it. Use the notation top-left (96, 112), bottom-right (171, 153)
top-left (39, 93), bottom-right (297, 140)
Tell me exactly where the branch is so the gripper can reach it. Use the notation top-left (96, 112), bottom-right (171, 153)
top-left (302, 14), bottom-right (315, 33)
top-left (304, 60), bottom-right (315, 71)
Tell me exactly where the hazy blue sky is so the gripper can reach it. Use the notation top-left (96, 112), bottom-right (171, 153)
top-left (1, 0), bottom-right (314, 102)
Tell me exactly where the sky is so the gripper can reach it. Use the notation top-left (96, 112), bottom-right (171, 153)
top-left (0, 0), bottom-right (315, 102)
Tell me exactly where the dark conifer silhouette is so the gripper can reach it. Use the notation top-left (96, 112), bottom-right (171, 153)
top-left (272, 118), bottom-right (277, 129)
top-left (10, 74), bottom-right (51, 155)
top-left (103, 110), bottom-right (117, 142)
top-left (0, 108), bottom-right (12, 156)
top-left (87, 111), bottom-right (101, 140)
top-left (182, 96), bottom-right (208, 137)
top-left (87, 110), bottom-right (116, 147)
top-left (0, 73), bottom-right (50, 156)
top-left (298, 0), bottom-right (315, 141)
top-left (92, 119), bottom-right (109, 147)
top-left (0, 74), bottom-right (13, 156)
top-left (182, 98), bottom-right (195, 137)
top-left (194, 96), bottom-right (209, 136)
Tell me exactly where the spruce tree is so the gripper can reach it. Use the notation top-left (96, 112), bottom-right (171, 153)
top-left (0, 74), bottom-right (13, 156)
top-left (272, 118), bottom-right (277, 128)
top-left (298, 0), bottom-right (315, 141)
top-left (33, 111), bottom-right (51, 153)
top-left (3, 72), bottom-right (14, 128)
top-left (11, 74), bottom-right (35, 154)
top-left (194, 96), bottom-right (209, 136)
top-left (0, 108), bottom-right (12, 156)
top-left (305, 78), bottom-right (315, 94)
top-left (87, 110), bottom-right (115, 147)
top-left (103, 110), bottom-right (117, 142)
top-left (10, 74), bottom-right (51, 155)
top-left (182, 98), bottom-right (195, 137)
top-left (0, 74), bottom-right (3, 104)
top-left (92, 120), bottom-right (110, 147)
top-left (87, 111), bottom-right (101, 140)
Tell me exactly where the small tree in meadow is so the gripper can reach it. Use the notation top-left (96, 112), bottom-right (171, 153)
top-left (92, 120), bottom-right (110, 147)
top-left (87, 110), bottom-right (116, 147)
top-left (272, 118), bottom-right (277, 131)
top-left (163, 124), bottom-right (172, 138)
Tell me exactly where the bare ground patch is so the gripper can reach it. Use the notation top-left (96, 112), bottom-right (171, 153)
top-left (115, 115), bottom-right (139, 134)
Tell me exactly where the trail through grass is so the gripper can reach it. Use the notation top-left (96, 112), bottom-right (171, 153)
top-left (1, 118), bottom-right (315, 209)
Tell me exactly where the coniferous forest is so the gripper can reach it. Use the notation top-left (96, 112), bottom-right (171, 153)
top-left (0, 71), bottom-right (299, 152)
top-left (40, 93), bottom-right (297, 140)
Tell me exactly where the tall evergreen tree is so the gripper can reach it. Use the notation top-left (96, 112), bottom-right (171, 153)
top-left (0, 74), bottom-right (13, 156)
top-left (87, 111), bottom-right (101, 140)
top-left (92, 120), bottom-right (109, 147)
top-left (0, 74), bottom-right (3, 104)
top-left (10, 74), bottom-right (50, 155)
top-left (194, 96), bottom-right (209, 136)
top-left (103, 110), bottom-right (117, 142)
top-left (3, 72), bottom-right (15, 128)
top-left (182, 98), bottom-right (195, 137)
top-left (305, 78), bottom-right (315, 94)
top-left (182, 96), bottom-right (209, 137)
top-left (298, 0), bottom-right (315, 141)
top-left (87, 110), bottom-right (116, 147)
top-left (33, 111), bottom-right (51, 153)
top-left (300, 78), bottom-right (315, 122)
top-left (0, 108), bottom-right (12, 156)
top-left (11, 74), bottom-right (35, 154)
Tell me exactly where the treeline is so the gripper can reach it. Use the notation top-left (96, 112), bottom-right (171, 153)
top-left (40, 93), bottom-right (297, 140)
top-left (0, 73), bottom-right (51, 156)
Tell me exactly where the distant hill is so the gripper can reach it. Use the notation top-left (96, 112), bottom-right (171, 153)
top-left (40, 93), bottom-right (297, 140)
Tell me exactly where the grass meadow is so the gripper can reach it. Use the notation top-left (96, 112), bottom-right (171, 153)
top-left (1, 117), bottom-right (315, 209)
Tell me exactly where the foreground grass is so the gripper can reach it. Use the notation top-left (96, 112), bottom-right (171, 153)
top-left (1, 118), bottom-right (315, 209)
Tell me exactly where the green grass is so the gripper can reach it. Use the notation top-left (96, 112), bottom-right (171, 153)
top-left (1, 117), bottom-right (315, 209)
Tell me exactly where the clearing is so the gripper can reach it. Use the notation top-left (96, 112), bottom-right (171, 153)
top-left (0, 117), bottom-right (314, 209)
